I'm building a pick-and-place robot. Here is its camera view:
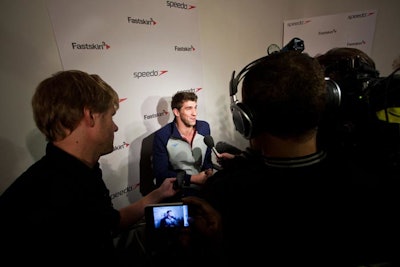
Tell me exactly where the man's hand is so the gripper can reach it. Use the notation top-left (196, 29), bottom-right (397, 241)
top-left (190, 169), bottom-right (213, 185)
top-left (182, 196), bottom-right (222, 240)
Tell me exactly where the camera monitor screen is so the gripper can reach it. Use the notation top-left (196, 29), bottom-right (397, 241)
top-left (146, 203), bottom-right (189, 229)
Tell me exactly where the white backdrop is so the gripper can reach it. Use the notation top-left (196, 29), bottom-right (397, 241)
top-left (2, 0), bottom-right (400, 203)
top-left (283, 10), bottom-right (377, 56)
top-left (47, 0), bottom-right (204, 208)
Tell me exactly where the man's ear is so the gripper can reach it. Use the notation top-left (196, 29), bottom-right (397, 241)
top-left (172, 108), bottom-right (180, 117)
top-left (83, 108), bottom-right (95, 127)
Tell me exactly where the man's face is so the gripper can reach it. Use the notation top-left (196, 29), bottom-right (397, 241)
top-left (175, 100), bottom-right (197, 127)
top-left (93, 106), bottom-right (119, 156)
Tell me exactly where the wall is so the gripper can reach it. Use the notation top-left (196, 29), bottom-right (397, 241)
top-left (1, 0), bottom-right (399, 195)
top-left (199, 0), bottom-right (400, 152)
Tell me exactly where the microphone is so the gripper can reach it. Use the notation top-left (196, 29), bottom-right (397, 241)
top-left (215, 141), bottom-right (243, 155)
top-left (203, 135), bottom-right (221, 158)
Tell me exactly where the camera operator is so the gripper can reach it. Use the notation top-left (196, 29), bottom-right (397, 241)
top-left (144, 196), bottom-right (223, 267)
top-left (316, 47), bottom-right (400, 183)
top-left (200, 49), bottom-right (398, 266)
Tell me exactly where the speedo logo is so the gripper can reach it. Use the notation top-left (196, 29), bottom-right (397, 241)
top-left (133, 70), bottom-right (168, 79)
top-left (177, 88), bottom-right (202, 94)
top-left (348, 12), bottom-right (375, 20)
top-left (110, 183), bottom-right (140, 200)
top-left (127, 17), bottom-right (157, 25)
top-left (287, 20), bottom-right (311, 27)
top-left (166, 1), bottom-right (196, 10)
top-left (71, 41), bottom-right (110, 50)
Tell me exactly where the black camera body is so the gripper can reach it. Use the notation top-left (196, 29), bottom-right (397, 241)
top-left (318, 53), bottom-right (400, 177)
top-left (144, 202), bottom-right (192, 260)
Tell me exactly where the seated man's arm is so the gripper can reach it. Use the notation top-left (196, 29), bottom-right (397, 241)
top-left (152, 131), bottom-right (177, 186)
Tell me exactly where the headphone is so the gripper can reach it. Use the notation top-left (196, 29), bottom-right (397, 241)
top-left (229, 54), bottom-right (342, 139)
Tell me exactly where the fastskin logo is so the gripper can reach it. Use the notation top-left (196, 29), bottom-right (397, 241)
top-left (348, 11), bottom-right (375, 20)
top-left (127, 16), bottom-right (157, 26)
top-left (318, 29), bottom-right (337, 35)
top-left (71, 41), bottom-right (111, 50)
top-left (113, 141), bottom-right (129, 151)
top-left (287, 19), bottom-right (311, 27)
top-left (166, 1), bottom-right (196, 10)
top-left (133, 70), bottom-right (168, 79)
top-left (144, 109), bottom-right (169, 120)
top-left (175, 45), bottom-right (195, 52)
top-left (347, 40), bottom-right (366, 46)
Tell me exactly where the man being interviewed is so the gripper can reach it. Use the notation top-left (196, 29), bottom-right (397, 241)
top-left (153, 92), bottom-right (214, 200)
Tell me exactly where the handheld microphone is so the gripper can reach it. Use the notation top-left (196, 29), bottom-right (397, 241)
top-left (173, 170), bottom-right (185, 190)
top-left (203, 135), bottom-right (221, 158)
top-left (215, 141), bottom-right (243, 155)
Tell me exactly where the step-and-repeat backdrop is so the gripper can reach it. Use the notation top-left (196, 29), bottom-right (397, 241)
top-left (47, 1), bottom-right (377, 209)
top-left (283, 9), bottom-right (377, 56)
top-left (47, 0), bottom-right (204, 208)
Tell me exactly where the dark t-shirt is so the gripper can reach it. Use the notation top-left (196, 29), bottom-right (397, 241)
top-left (200, 148), bottom-right (398, 266)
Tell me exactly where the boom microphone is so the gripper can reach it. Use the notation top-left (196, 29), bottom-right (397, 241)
top-left (203, 135), bottom-right (221, 158)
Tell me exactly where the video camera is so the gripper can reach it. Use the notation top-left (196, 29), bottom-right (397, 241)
top-left (248, 39), bottom-right (400, 175)
top-left (315, 46), bottom-right (400, 175)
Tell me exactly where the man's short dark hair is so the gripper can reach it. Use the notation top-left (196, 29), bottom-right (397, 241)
top-left (242, 51), bottom-right (327, 138)
top-left (171, 92), bottom-right (198, 110)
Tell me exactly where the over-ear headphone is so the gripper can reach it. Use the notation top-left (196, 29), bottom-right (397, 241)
top-left (229, 54), bottom-right (341, 139)
top-left (322, 56), bottom-right (380, 97)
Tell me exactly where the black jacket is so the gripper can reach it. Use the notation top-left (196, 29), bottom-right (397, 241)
top-left (200, 148), bottom-right (399, 266)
